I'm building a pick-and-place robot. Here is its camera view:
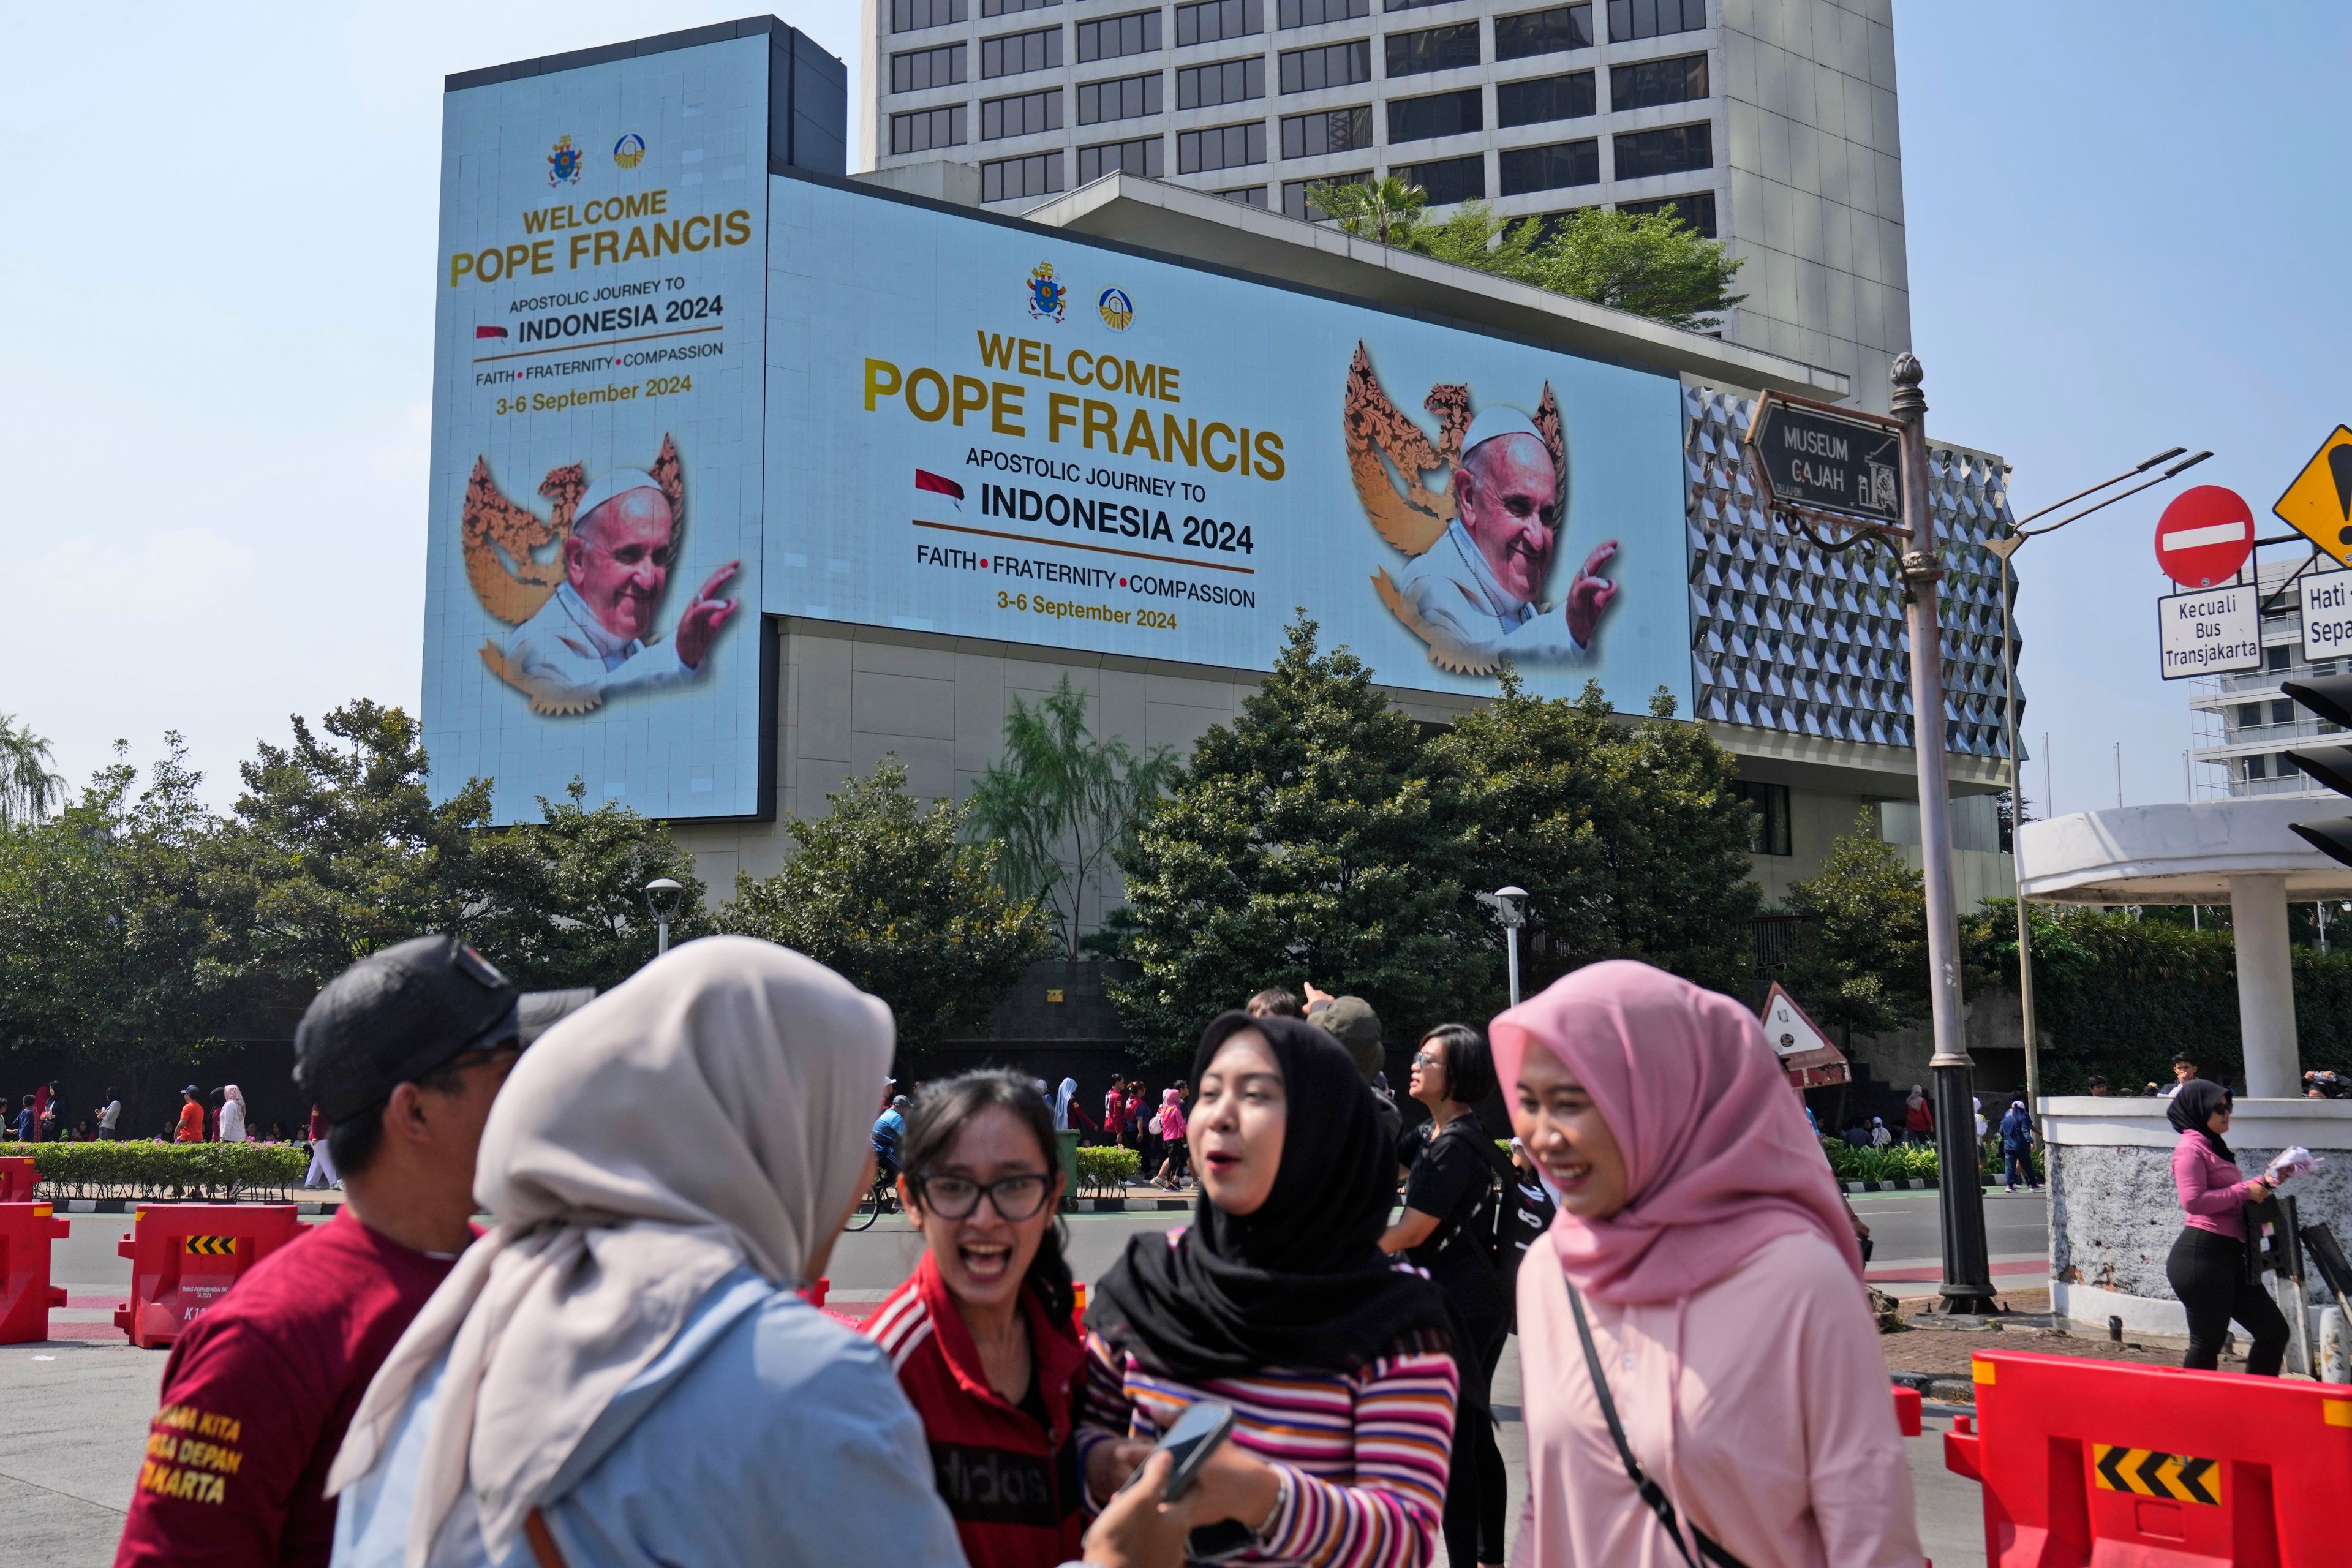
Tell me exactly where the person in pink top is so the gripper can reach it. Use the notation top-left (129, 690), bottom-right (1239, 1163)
top-left (1149, 1087), bottom-right (1189, 1190)
top-left (2163, 1078), bottom-right (2287, 1374)
top-left (1490, 960), bottom-right (1921, 1568)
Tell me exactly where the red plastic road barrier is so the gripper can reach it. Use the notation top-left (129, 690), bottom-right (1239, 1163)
top-left (0, 1201), bottom-right (72, 1344)
top-left (1945, 1349), bottom-right (2352, 1564)
top-left (0, 1156), bottom-right (35, 1202)
top-left (1892, 1383), bottom-right (1922, 1438)
top-left (113, 1205), bottom-right (301, 1349)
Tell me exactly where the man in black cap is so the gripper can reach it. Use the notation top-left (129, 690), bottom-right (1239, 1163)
top-left (118, 935), bottom-right (582, 1568)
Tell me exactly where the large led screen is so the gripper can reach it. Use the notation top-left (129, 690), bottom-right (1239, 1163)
top-left (422, 37), bottom-right (771, 824)
top-left (764, 176), bottom-right (1690, 712)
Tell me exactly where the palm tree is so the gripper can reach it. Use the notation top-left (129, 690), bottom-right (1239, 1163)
top-left (1304, 175), bottom-right (1428, 244)
top-left (0, 714), bottom-right (67, 826)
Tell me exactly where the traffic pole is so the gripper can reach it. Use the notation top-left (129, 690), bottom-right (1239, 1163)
top-left (1891, 353), bottom-right (1997, 1313)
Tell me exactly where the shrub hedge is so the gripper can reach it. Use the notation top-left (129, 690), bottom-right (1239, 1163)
top-left (1072, 1145), bottom-right (1141, 1195)
top-left (2, 1141), bottom-right (313, 1200)
top-left (1817, 1138), bottom-right (2041, 1184)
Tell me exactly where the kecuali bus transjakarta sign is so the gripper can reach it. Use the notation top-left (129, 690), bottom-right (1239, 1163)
top-left (423, 33), bottom-right (1687, 824)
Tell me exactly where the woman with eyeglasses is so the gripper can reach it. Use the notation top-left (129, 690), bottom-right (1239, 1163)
top-left (864, 1070), bottom-right (1088, 1568)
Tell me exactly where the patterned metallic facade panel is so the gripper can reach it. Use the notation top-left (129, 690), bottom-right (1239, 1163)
top-left (1682, 385), bottom-right (2021, 758)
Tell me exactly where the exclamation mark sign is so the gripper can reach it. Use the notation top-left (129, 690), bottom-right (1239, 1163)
top-left (2332, 443), bottom-right (2352, 546)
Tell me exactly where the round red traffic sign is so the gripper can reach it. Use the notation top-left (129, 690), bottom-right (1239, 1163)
top-left (2154, 486), bottom-right (2255, 587)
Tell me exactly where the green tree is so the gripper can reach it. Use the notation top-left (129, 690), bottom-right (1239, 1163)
top-left (1779, 810), bottom-right (1930, 1039)
top-left (467, 783), bottom-right (712, 991)
top-left (1512, 208), bottom-right (1746, 330)
top-left (963, 676), bottom-right (1177, 960)
top-left (1110, 613), bottom-right (1487, 1057)
top-left (1442, 669), bottom-right (1759, 995)
top-left (720, 758), bottom-right (1052, 1046)
top-left (1305, 180), bottom-right (1745, 331)
top-left (0, 736), bottom-right (241, 1101)
top-left (208, 700), bottom-right (494, 1004)
top-left (1304, 175), bottom-right (1428, 244)
top-left (0, 714), bottom-right (67, 826)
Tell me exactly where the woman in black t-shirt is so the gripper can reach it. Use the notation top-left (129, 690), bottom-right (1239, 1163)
top-left (1379, 1022), bottom-right (1507, 1568)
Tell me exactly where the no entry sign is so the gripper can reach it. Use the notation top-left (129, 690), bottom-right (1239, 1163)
top-left (2154, 486), bottom-right (2255, 587)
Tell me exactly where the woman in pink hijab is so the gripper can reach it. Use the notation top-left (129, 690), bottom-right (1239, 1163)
top-left (1490, 961), bottom-right (1920, 1567)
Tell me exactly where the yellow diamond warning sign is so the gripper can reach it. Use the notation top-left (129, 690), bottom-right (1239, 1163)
top-left (2274, 425), bottom-right (2352, 565)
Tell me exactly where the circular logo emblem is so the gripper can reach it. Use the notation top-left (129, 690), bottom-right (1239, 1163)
top-left (1098, 287), bottom-right (1134, 330)
top-left (612, 133), bottom-right (647, 170)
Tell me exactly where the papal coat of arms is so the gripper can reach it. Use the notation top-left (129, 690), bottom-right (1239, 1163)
top-left (548, 135), bottom-right (584, 187)
top-left (1027, 261), bottom-right (1067, 323)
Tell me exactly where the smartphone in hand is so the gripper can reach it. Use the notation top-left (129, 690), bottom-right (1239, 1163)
top-left (1153, 1401), bottom-right (1235, 1501)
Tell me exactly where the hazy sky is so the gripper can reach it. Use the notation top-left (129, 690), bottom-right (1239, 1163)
top-left (2, 2), bottom-right (2343, 821)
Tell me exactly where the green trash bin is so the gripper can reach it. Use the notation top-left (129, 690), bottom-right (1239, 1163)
top-left (1057, 1130), bottom-right (1082, 1211)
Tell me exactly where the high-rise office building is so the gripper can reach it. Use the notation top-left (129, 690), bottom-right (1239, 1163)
top-left (863, 0), bottom-right (1911, 410)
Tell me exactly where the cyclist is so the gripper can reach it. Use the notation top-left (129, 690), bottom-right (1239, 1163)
top-left (873, 1093), bottom-right (910, 1183)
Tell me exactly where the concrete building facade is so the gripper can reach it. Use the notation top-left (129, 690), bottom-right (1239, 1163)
top-left (2188, 551), bottom-right (2348, 803)
top-left (862, 0), bottom-right (1911, 411)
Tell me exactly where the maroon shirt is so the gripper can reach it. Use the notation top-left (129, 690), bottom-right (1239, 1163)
top-left (115, 1209), bottom-right (463, 1568)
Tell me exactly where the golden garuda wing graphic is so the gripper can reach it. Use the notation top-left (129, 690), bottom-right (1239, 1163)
top-left (466, 435), bottom-right (685, 715)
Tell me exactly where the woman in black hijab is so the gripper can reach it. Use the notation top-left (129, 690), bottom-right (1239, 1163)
top-left (2163, 1079), bottom-right (2288, 1374)
top-left (1081, 1012), bottom-right (1459, 1567)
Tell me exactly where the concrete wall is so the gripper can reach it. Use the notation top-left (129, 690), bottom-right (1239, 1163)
top-left (2043, 1097), bottom-right (2352, 1338)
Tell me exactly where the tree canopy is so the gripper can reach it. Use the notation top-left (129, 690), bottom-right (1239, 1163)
top-left (1305, 183), bottom-right (1747, 330)
top-left (1777, 809), bottom-right (1932, 1040)
top-left (723, 757), bottom-right (1053, 1046)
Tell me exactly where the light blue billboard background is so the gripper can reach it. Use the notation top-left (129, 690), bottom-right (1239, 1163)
top-left (763, 175), bottom-right (1689, 714)
top-left (422, 37), bottom-right (770, 825)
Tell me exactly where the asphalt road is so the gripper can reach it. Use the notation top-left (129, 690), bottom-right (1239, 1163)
top-left (16, 1191), bottom-right (2034, 1567)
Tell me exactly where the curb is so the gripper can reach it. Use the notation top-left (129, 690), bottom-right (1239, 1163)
top-left (1840, 1178), bottom-right (2021, 1194)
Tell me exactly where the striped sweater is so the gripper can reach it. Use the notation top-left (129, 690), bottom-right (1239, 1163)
top-left (1074, 1327), bottom-right (1459, 1568)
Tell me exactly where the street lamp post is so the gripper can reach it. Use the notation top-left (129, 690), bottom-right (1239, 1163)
top-left (1985, 445), bottom-right (2209, 1116)
top-left (1890, 355), bottom-right (1999, 1314)
top-left (644, 876), bottom-right (685, 957)
top-left (1477, 886), bottom-right (1529, 1007)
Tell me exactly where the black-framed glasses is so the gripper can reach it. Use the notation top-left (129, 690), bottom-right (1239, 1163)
top-left (913, 1172), bottom-right (1052, 1221)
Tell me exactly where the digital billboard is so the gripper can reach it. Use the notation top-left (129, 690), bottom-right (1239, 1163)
top-left (422, 36), bottom-right (772, 824)
top-left (764, 176), bottom-right (1690, 710)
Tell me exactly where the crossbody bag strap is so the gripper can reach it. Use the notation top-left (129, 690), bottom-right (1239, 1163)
top-left (1564, 1283), bottom-right (1748, 1568)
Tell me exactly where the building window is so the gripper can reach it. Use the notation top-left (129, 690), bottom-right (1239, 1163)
top-left (1177, 0), bottom-right (1263, 45)
top-left (982, 88), bottom-right (1063, 138)
top-left (982, 0), bottom-right (1055, 12)
top-left (892, 43), bottom-right (970, 92)
top-left (1613, 120), bottom-right (1711, 179)
top-left (1284, 169), bottom-right (1370, 217)
top-left (1493, 4), bottom-right (1593, 61)
top-left (1278, 0), bottom-right (1366, 23)
top-left (1078, 9), bottom-right (1162, 62)
top-left (1079, 135), bottom-right (1166, 181)
top-left (1615, 189), bottom-right (1714, 235)
top-left (2274, 698), bottom-right (2297, 725)
top-left (895, 0), bottom-right (970, 30)
top-left (1079, 71), bottom-right (1165, 123)
top-left (983, 150), bottom-right (1065, 200)
top-left (2246, 754), bottom-right (2269, 781)
top-left (1610, 51), bottom-right (1707, 111)
top-left (1219, 184), bottom-right (1270, 206)
top-left (1387, 87), bottom-right (1482, 143)
top-left (2268, 644), bottom-right (2292, 671)
top-left (1494, 70), bottom-right (1593, 127)
top-left (1280, 39), bottom-right (1372, 91)
top-left (1281, 104), bottom-right (1373, 156)
top-left (1498, 137), bottom-right (1597, 194)
top-left (1178, 119), bottom-right (1268, 172)
top-left (2237, 702), bottom-right (2263, 730)
top-left (1381, 0), bottom-right (1452, 11)
top-left (1178, 56), bottom-right (1266, 107)
top-left (2278, 752), bottom-right (2303, 778)
top-left (1607, 0), bottom-right (1705, 43)
top-left (981, 26), bottom-right (1063, 77)
top-left (1732, 780), bottom-right (1792, 857)
top-left (1385, 23), bottom-right (1480, 76)
top-left (892, 104), bottom-right (970, 153)
top-left (1400, 151), bottom-right (1483, 203)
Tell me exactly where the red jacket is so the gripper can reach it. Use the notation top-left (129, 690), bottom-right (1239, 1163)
top-left (861, 1251), bottom-right (1087, 1568)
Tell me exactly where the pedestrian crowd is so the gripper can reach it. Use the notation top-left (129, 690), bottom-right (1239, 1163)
top-left (111, 931), bottom-right (1953, 1568)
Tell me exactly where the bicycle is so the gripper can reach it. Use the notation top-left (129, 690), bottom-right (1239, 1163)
top-left (843, 1164), bottom-right (900, 1232)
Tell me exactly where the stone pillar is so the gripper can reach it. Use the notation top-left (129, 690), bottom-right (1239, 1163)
top-left (2230, 872), bottom-right (2301, 1098)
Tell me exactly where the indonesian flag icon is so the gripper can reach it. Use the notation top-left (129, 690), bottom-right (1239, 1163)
top-left (916, 469), bottom-right (965, 508)
top-left (475, 325), bottom-right (510, 339)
